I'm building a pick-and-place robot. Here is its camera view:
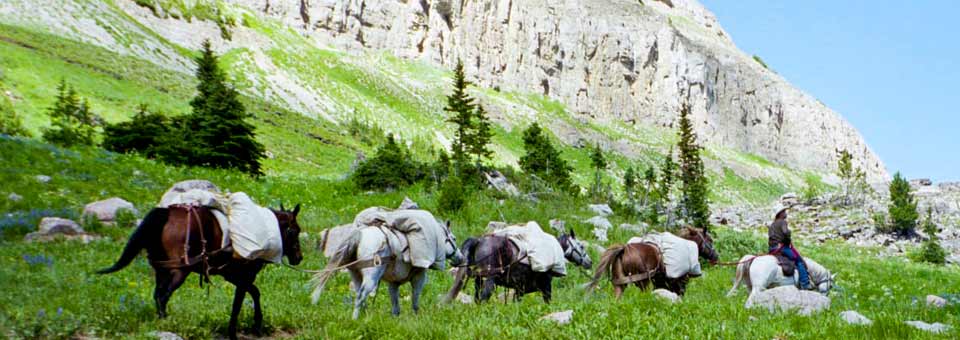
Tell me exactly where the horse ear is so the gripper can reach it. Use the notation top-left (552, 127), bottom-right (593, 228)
top-left (446, 220), bottom-right (451, 229)
top-left (831, 273), bottom-right (838, 281)
top-left (569, 228), bottom-right (576, 238)
top-left (293, 203), bottom-right (301, 215)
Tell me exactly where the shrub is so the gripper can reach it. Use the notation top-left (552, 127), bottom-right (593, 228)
top-left (518, 122), bottom-right (576, 194)
top-left (0, 89), bottom-right (30, 137)
top-left (42, 80), bottom-right (101, 147)
top-left (910, 209), bottom-right (946, 264)
top-left (437, 175), bottom-right (466, 213)
top-left (712, 228), bottom-right (767, 261)
top-left (887, 172), bottom-right (918, 237)
top-left (352, 133), bottom-right (424, 191)
top-left (102, 104), bottom-right (172, 158)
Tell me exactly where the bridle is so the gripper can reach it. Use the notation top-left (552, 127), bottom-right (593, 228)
top-left (441, 225), bottom-right (458, 257)
top-left (562, 235), bottom-right (587, 266)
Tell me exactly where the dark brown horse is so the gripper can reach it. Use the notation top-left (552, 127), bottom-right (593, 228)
top-left (588, 227), bottom-right (717, 298)
top-left (444, 229), bottom-right (592, 304)
top-left (97, 203), bottom-right (304, 340)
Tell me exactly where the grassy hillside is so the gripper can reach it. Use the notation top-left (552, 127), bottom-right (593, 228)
top-left (0, 0), bottom-right (831, 206)
top-left (1, 136), bottom-right (957, 338)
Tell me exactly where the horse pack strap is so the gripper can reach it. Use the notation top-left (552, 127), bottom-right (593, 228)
top-left (319, 229), bottom-right (330, 253)
top-left (352, 254), bottom-right (394, 269)
top-left (612, 271), bottom-right (657, 285)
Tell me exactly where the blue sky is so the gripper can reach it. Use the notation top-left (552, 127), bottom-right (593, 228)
top-left (701, 0), bottom-right (958, 181)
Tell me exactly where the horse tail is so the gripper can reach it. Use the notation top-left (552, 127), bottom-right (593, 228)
top-left (442, 237), bottom-right (479, 304)
top-left (587, 244), bottom-right (626, 292)
top-left (97, 208), bottom-right (168, 274)
top-left (310, 229), bottom-right (361, 304)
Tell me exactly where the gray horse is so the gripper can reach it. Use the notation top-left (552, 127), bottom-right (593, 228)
top-left (311, 220), bottom-right (465, 319)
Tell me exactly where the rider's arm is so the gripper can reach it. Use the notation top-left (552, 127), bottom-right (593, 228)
top-left (781, 222), bottom-right (792, 245)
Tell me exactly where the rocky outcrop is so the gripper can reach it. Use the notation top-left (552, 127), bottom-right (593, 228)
top-left (229, 0), bottom-right (887, 181)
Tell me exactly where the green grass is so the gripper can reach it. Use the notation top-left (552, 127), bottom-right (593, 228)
top-left (1, 136), bottom-right (959, 339)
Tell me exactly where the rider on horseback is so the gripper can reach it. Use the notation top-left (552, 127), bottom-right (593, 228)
top-left (768, 207), bottom-right (813, 290)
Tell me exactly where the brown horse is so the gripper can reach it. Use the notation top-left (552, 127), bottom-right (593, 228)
top-left (97, 203), bottom-right (304, 340)
top-left (588, 227), bottom-right (717, 298)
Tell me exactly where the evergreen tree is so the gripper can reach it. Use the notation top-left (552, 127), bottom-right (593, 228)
top-left (623, 166), bottom-right (638, 206)
top-left (443, 59), bottom-right (477, 172)
top-left (589, 143), bottom-right (607, 198)
top-left (468, 105), bottom-right (494, 167)
top-left (181, 40), bottom-right (265, 176)
top-left (43, 80), bottom-right (101, 146)
top-left (0, 90), bottom-right (30, 137)
top-left (438, 175), bottom-right (467, 213)
top-left (352, 133), bottom-right (422, 190)
top-left (836, 149), bottom-right (868, 205)
top-left (640, 166), bottom-right (657, 207)
top-left (887, 171), bottom-right (918, 237)
top-left (658, 148), bottom-right (677, 202)
top-left (102, 104), bottom-right (172, 158)
top-left (913, 208), bottom-right (946, 264)
top-left (519, 122), bottom-right (575, 193)
top-left (676, 105), bottom-right (710, 229)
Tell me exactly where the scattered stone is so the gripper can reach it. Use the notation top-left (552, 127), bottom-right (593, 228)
top-left (486, 221), bottom-right (507, 232)
top-left (592, 227), bottom-right (608, 243)
top-left (926, 295), bottom-right (948, 308)
top-left (588, 204), bottom-right (613, 217)
top-left (7, 192), bottom-right (22, 202)
top-left (745, 286), bottom-right (830, 316)
top-left (911, 178), bottom-right (933, 187)
top-left (148, 331), bottom-right (184, 340)
top-left (540, 310), bottom-right (573, 325)
top-left (549, 219), bottom-right (566, 234)
top-left (839, 310), bottom-right (872, 325)
top-left (585, 216), bottom-right (612, 230)
top-left (349, 152), bottom-right (366, 172)
top-left (164, 179), bottom-right (219, 195)
top-left (398, 197), bottom-right (419, 210)
top-left (780, 192), bottom-right (799, 206)
top-left (905, 321), bottom-right (950, 334)
top-left (484, 171), bottom-right (520, 196)
top-left (35, 175), bottom-right (51, 183)
top-left (456, 293), bottom-right (474, 304)
top-left (653, 289), bottom-right (680, 303)
top-left (84, 197), bottom-right (138, 223)
top-left (619, 223), bottom-right (644, 233)
top-left (38, 217), bottom-right (83, 235)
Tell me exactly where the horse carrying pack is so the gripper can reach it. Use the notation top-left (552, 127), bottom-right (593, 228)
top-left (489, 221), bottom-right (567, 276)
top-left (352, 207), bottom-right (448, 270)
top-left (629, 232), bottom-right (701, 279)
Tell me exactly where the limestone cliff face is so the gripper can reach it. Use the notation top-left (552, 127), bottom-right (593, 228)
top-left (230, 0), bottom-right (887, 181)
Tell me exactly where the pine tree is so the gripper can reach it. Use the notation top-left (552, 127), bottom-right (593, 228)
top-left (0, 89), bottom-right (30, 137)
top-left (103, 104), bottom-right (172, 158)
top-left (589, 143), bottom-right (607, 198)
top-left (914, 208), bottom-right (946, 264)
top-left (676, 105), bottom-right (710, 229)
top-left (443, 59), bottom-right (477, 173)
top-left (658, 148), bottom-right (676, 202)
top-left (183, 40), bottom-right (265, 176)
top-left (519, 122), bottom-right (575, 193)
top-left (836, 149), bottom-right (868, 205)
top-left (640, 166), bottom-right (657, 207)
top-left (43, 80), bottom-right (101, 146)
top-left (887, 171), bottom-right (918, 237)
top-left (468, 105), bottom-right (494, 167)
top-left (623, 166), bottom-right (638, 206)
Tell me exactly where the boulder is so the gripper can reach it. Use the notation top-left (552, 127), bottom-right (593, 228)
top-left (540, 310), bottom-right (573, 325)
top-left (839, 310), bottom-right (872, 325)
top-left (456, 293), bottom-right (474, 304)
top-left (83, 197), bottom-right (138, 223)
top-left (780, 192), bottom-right (800, 206)
top-left (926, 295), bottom-right (948, 308)
top-left (37, 217), bottom-right (83, 235)
top-left (588, 204), bottom-right (613, 217)
top-left (7, 192), bottom-right (22, 202)
top-left (549, 219), bottom-right (566, 234)
top-left (585, 216), bottom-right (612, 230)
top-left (905, 321), bottom-right (950, 334)
top-left (745, 286), bottom-right (830, 316)
top-left (484, 171), bottom-right (520, 197)
top-left (398, 197), bottom-right (419, 210)
top-left (653, 289), bottom-right (681, 303)
top-left (592, 227), bottom-right (608, 243)
top-left (148, 331), bottom-right (184, 340)
top-left (35, 175), bottom-right (51, 183)
top-left (166, 179), bottom-right (220, 194)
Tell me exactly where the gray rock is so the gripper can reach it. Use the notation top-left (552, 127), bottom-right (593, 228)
top-left (926, 295), bottom-right (948, 308)
top-left (166, 179), bottom-right (220, 194)
top-left (398, 197), bottom-right (419, 210)
top-left (456, 293), bottom-right (474, 304)
top-left (839, 310), bottom-right (872, 325)
top-left (148, 331), bottom-right (184, 340)
top-left (746, 286), bottom-right (831, 316)
top-left (37, 217), bottom-right (83, 235)
top-left (35, 175), bottom-right (51, 183)
top-left (905, 321), bottom-right (950, 334)
top-left (620, 223), bottom-right (644, 233)
top-left (592, 227), bottom-right (608, 243)
top-left (549, 219), bottom-right (566, 234)
top-left (588, 204), bottom-right (614, 217)
top-left (83, 197), bottom-right (138, 223)
top-left (653, 289), bottom-right (680, 303)
top-left (780, 192), bottom-right (800, 206)
top-left (7, 192), bottom-right (22, 202)
top-left (484, 171), bottom-right (520, 197)
top-left (585, 216), bottom-right (613, 230)
top-left (540, 310), bottom-right (573, 325)
top-left (486, 221), bottom-right (508, 232)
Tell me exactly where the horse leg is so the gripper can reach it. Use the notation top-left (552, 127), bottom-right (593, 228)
top-left (153, 269), bottom-right (187, 319)
top-left (613, 284), bottom-right (625, 299)
top-left (388, 282), bottom-right (401, 316)
top-left (410, 269), bottom-right (427, 314)
top-left (248, 284), bottom-right (263, 335)
top-left (353, 266), bottom-right (384, 320)
top-left (228, 284), bottom-right (247, 340)
top-left (479, 278), bottom-right (496, 302)
top-left (537, 276), bottom-right (553, 303)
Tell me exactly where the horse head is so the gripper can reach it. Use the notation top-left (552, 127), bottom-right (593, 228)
top-left (559, 229), bottom-right (592, 269)
top-left (681, 226), bottom-right (718, 264)
top-left (274, 203), bottom-right (304, 265)
top-left (441, 220), bottom-right (466, 267)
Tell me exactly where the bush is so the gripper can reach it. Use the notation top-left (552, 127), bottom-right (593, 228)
top-left (712, 228), bottom-right (766, 261)
top-left (102, 105), bottom-right (172, 158)
top-left (437, 175), bottom-right (466, 213)
top-left (352, 133), bottom-right (424, 191)
top-left (0, 89), bottom-right (30, 137)
top-left (910, 209), bottom-right (946, 265)
top-left (42, 80), bottom-right (101, 147)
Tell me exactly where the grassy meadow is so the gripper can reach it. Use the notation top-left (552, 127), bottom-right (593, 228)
top-left (1, 136), bottom-right (959, 339)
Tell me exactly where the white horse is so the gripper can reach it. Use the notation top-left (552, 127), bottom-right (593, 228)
top-left (310, 221), bottom-right (465, 319)
top-left (726, 255), bottom-right (836, 300)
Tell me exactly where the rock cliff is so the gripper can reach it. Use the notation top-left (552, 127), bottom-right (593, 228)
top-left (233, 0), bottom-right (887, 181)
